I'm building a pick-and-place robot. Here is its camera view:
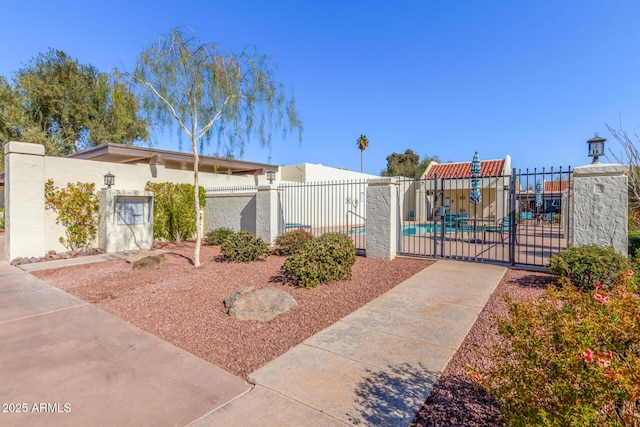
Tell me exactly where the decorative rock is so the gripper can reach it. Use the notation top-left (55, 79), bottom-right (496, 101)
top-left (126, 250), bottom-right (159, 264)
top-left (132, 254), bottom-right (165, 270)
top-left (226, 288), bottom-right (297, 322)
top-left (224, 286), bottom-right (256, 308)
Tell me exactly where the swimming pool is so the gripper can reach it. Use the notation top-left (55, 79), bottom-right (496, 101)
top-left (402, 224), bottom-right (457, 235)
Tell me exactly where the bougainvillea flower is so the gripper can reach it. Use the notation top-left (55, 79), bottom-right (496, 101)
top-left (594, 293), bottom-right (604, 301)
top-left (597, 357), bottom-right (611, 368)
top-left (602, 296), bottom-right (610, 304)
top-left (602, 351), bottom-right (612, 358)
top-left (473, 373), bottom-right (482, 382)
top-left (583, 349), bottom-right (594, 363)
top-left (603, 369), bottom-right (614, 377)
top-left (595, 283), bottom-right (601, 290)
top-left (628, 270), bottom-right (634, 276)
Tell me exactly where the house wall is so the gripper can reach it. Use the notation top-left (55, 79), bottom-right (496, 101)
top-left (280, 163), bottom-right (378, 182)
top-left (4, 141), bottom-right (259, 260)
top-left (204, 192), bottom-right (257, 234)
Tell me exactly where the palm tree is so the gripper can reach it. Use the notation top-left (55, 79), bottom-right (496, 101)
top-left (356, 134), bottom-right (369, 173)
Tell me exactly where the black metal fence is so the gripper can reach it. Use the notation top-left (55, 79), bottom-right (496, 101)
top-left (397, 167), bottom-right (573, 267)
top-left (278, 180), bottom-right (368, 251)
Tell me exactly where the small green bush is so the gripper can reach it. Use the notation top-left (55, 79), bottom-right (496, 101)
top-left (205, 228), bottom-right (235, 246)
top-left (145, 181), bottom-right (205, 242)
top-left (274, 229), bottom-right (314, 255)
top-left (476, 269), bottom-right (640, 426)
top-left (281, 232), bottom-right (356, 288)
top-left (220, 230), bottom-right (270, 262)
top-left (629, 229), bottom-right (640, 258)
top-left (549, 245), bottom-right (628, 290)
top-left (0, 207), bottom-right (4, 230)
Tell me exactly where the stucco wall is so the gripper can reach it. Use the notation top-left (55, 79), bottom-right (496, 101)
top-left (571, 164), bottom-right (628, 255)
top-left (280, 163), bottom-right (378, 182)
top-left (99, 189), bottom-right (154, 253)
top-left (204, 192), bottom-right (257, 234)
top-left (4, 141), bottom-right (262, 260)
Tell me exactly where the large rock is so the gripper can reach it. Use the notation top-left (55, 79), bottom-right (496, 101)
top-left (226, 288), bottom-right (297, 322)
top-left (132, 254), bottom-right (165, 270)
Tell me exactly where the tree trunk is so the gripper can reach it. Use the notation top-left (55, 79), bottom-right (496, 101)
top-left (192, 139), bottom-right (202, 267)
top-left (360, 150), bottom-right (363, 173)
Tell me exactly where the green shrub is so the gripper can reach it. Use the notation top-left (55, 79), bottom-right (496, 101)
top-left (281, 232), bottom-right (356, 288)
top-left (145, 182), bottom-right (205, 242)
top-left (549, 245), bottom-right (628, 290)
top-left (220, 230), bottom-right (270, 262)
top-left (0, 207), bottom-right (4, 230)
top-left (476, 269), bottom-right (640, 426)
top-left (629, 229), bottom-right (640, 258)
top-left (274, 229), bottom-right (314, 255)
top-left (44, 179), bottom-right (99, 250)
top-left (205, 227), bottom-right (235, 246)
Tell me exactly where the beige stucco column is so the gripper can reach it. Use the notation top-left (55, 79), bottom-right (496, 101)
top-left (570, 163), bottom-right (629, 255)
top-left (4, 141), bottom-right (46, 261)
top-left (366, 178), bottom-right (398, 259)
top-left (255, 185), bottom-right (279, 245)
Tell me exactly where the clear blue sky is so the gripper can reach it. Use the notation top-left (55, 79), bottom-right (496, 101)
top-left (2, 1), bottom-right (640, 174)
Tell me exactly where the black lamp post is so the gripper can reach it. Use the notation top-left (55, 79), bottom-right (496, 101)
top-left (266, 169), bottom-right (276, 184)
top-left (587, 133), bottom-right (606, 164)
top-left (104, 172), bottom-right (115, 189)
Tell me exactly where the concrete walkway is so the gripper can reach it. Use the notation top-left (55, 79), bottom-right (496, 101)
top-left (194, 260), bottom-right (506, 426)
top-left (0, 234), bottom-right (505, 426)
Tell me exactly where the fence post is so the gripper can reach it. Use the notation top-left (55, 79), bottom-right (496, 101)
top-left (256, 185), bottom-right (279, 245)
top-left (4, 141), bottom-right (46, 261)
top-left (570, 163), bottom-right (629, 255)
top-left (366, 178), bottom-right (398, 259)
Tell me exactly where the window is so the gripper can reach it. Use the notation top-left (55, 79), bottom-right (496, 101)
top-left (116, 198), bottom-right (145, 225)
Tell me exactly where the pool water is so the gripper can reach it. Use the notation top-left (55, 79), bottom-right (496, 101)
top-left (402, 224), bottom-right (457, 235)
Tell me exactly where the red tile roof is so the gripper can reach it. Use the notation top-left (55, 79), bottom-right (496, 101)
top-left (544, 180), bottom-right (570, 192)
top-left (424, 160), bottom-right (505, 179)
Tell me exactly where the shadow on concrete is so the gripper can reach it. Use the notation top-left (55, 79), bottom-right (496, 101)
top-left (347, 362), bottom-right (438, 426)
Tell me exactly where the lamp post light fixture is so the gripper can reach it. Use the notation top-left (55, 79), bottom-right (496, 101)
top-left (104, 172), bottom-right (115, 189)
top-left (587, 133), bottom-right (606, 164)
top-left (266, 169), bottom-right (276, 184)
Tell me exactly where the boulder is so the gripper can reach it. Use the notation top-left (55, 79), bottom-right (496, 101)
top-left (132, 254), bottom-right (165, 270)
top-left (126, 250), bottom-right (159, 264)
top-left (224, 286), bottom-right (256, 308)
top-left (226, 287), bottom-right (297, 322)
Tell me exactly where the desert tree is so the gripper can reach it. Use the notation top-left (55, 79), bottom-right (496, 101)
top-left (607, 122), bottom-right (640, 225)
top-left (356, 134), bottom-right (369, 173)
top-left (128, 28), bottom-right (302, 267)
top-left (3, 49), bottom-right (147, 156)
top-left (380, 148), bottom-right (439, 179)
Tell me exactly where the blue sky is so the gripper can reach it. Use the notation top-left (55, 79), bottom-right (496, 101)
top-left (2, 1), bottom-right (640, 174)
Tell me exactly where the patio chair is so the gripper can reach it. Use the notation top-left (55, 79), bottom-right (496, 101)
top-left (483, 216), bottom-right (514, 246)
top-left (285, 222), bottom-right (311, 231)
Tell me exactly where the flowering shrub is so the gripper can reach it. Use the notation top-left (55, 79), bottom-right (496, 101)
top-left (44, 179), bottom-right (99, 250)
top-left (476, 270), bottom-right (640, 426)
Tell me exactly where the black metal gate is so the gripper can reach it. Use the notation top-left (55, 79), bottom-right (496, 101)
top-left (397, 166), bottom-right (572, 267)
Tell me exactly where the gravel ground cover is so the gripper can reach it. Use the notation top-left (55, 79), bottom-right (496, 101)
top-left (32, 241), bottom-right (433, 378)
top-left (32, 241), bottom-right (552, 424)
top-left (410, 268), bottom-right (551, 426)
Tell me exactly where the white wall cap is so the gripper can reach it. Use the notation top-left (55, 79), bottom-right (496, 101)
top-left (5, 141), bottom-right (45, 156)
top-left (574, 163), bottom-right (629, 176)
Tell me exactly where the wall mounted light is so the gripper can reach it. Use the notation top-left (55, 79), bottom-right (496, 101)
top-left (266, 169), bottom-right (276, 184)
top-left (104, 172), bottom-right (115, 189)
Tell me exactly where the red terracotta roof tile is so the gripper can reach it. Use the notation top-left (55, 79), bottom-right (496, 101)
top-left (544, 181), bottom-right (570, 192)
top-left (424, 160), bottom-right (505, 179)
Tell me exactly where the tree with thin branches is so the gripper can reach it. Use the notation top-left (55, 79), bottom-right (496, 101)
top-left (127, 28), bottom-right (302, 267)
top-left (357, 134), bottom-right (369, 173)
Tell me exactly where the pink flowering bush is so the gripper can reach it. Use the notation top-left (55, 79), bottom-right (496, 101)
top-left (476, 270), bottom-right (640, 426)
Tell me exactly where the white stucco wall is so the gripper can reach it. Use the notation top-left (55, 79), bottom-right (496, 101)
top-left (280, 163), bottom-right (378, 182)
top-left (571, 164), bottom-right (628, 255)
top-left (99, 189), bottom-right (154, 253)
top-left (366, 178), bottom-right (398, 259)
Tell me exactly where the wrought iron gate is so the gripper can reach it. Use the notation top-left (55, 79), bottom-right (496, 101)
top-left (397, 167), bottom-right (573, 267)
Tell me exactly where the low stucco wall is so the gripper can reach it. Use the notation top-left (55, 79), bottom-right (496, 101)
top-left (204, 192), bottom-right (257, 234)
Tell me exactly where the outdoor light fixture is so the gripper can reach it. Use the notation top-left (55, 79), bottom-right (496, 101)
top-left (587, 133), bottom-right (606, 164)
top-left (104, 172), bottom-right (115, 189)
top-left (266, 169), bottom-right (276, 184)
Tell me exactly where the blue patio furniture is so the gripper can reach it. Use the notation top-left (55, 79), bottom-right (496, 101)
top-left (483, 216), bottom-right (514, 245)
top-left (521, 211), bottom-right (533, 221)
top-left (285, 222), bottom-right (311, 230)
